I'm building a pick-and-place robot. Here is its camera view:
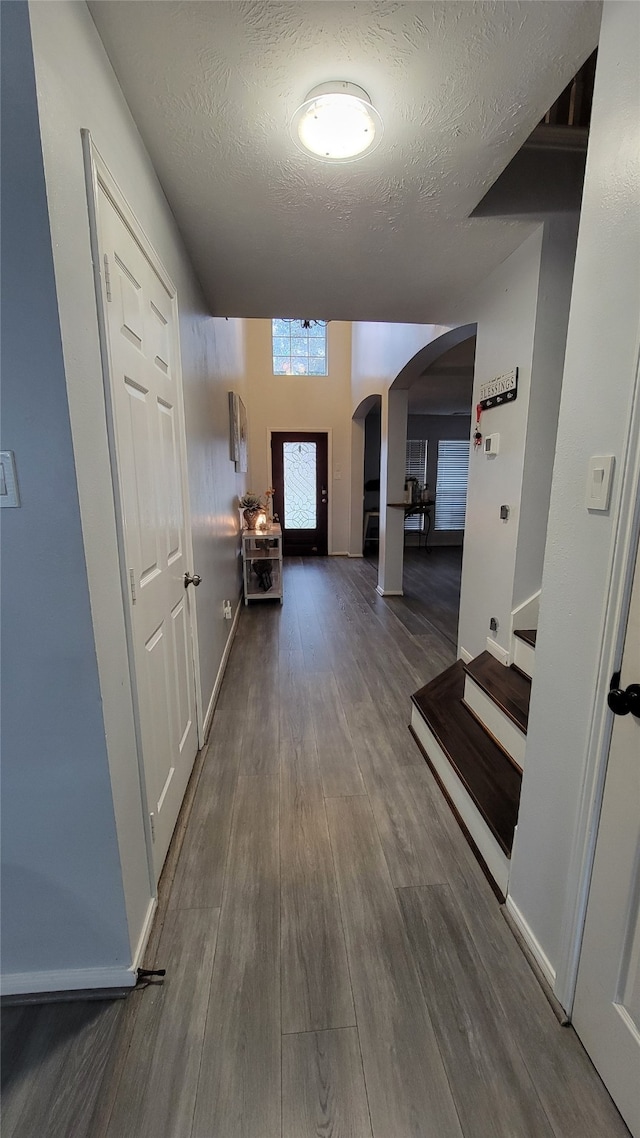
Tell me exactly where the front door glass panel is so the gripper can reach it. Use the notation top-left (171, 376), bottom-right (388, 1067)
top-left (283, 441), bottom-right (317, 529)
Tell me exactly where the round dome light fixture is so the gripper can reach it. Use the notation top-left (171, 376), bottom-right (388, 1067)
top-left (291, 81), bottom-right (383, 162)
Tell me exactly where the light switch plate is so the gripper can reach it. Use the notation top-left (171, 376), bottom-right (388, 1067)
top-left (586, 455), bottom-right (615, 512)
top-left (0, 451), bottom-right (20, 507)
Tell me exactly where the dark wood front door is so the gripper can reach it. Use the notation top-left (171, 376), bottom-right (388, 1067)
top-left (271, 432), bottom-right (328, 556)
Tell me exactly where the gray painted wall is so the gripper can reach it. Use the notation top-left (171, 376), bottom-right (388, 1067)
top-left (1, 0), bottom-right (248, 992)
top-left (0, 1), bottom-right (130, 983)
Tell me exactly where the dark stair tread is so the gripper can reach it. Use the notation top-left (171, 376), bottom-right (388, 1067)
top-left (513, 628), bottom-right (537, 648)
top-left (464, 651), bottom-right (531, 733)
top-left (412, 661), bottom-right (521, 856)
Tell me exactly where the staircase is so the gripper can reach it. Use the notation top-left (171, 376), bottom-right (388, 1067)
top-left (410, 630), bottom-right (536, 898)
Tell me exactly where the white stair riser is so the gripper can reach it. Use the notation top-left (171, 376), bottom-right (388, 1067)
top-left (463, 675), bottom-right (526, 771)
top-left (410, 706), bottom-right (510, 895)
top-left (513, 636), bottom-right (535, 679)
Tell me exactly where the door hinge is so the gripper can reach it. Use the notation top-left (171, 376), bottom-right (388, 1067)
top-left (149, 812), bottom-right (156, 841)
top-left (103, 253), bottom-right (112, 302)
top-left (129, 568), bottom-right (136, 604)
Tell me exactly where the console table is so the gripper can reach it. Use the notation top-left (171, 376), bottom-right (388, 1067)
top-left (388, 501), bottom-right (434, 550)
top-left (242, 524), bottom-right (283, 604)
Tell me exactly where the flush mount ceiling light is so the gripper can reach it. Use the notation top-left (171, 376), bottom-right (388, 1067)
top-left (291, 81), bottom-right (383, 162)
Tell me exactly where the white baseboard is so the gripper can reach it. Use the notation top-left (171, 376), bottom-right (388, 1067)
top-left (1, 965), bottom-right (137, 998)
top-left (202, 595), bottom-right (242, 742)
top-left (376, 585), bottom-right (404, 596)
top-left (411, 706), bottom-right (510, 895)
top-left (347, 553), bottom-right (363, 558)
top-left (486, 637), bottom-right (510, 665)
top-left (329, 551), bottom-right (349, 557)
top-left (131, 896), bottom-right (157, 972)
top-left (459, 647), bottom-right (473, 665)
top-left (505, 895), bottom-right (556, 989)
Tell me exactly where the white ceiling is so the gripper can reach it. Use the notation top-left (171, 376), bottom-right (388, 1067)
top-left (89, 1), bottom-right (600, 323)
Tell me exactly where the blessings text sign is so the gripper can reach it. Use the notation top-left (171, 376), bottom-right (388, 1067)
top-left (479, 368), bottom-right (518, 411)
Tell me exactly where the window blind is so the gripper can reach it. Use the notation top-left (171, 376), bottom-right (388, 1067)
top-left (405, 439), bottom-right (427, 531)
top-left (435, 440), bottom-right (469, 531)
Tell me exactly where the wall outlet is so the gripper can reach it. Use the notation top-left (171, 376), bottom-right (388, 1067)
top-left (223, 600), bottom-right (232, 620)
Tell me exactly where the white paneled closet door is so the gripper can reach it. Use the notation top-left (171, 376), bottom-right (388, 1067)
top-left (97, 183), bottom-right (199, 882)
top-left (573, 531), bottom-right (640, 1137)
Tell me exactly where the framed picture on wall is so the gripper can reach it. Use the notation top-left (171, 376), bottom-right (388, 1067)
top-left (229, 391), bottom-right (240, 463)
top-left (236, 396), bottom-right (248, 473)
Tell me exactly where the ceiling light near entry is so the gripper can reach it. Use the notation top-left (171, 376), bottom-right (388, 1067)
top-left (291, 82), bottom-right (383, 162)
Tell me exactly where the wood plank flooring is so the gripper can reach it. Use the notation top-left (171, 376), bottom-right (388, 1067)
top-left (1, 554), bottom-right (629, 1138)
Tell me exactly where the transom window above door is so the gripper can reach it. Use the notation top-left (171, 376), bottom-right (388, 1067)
top-left (272, 319), bottom-right (327, 376)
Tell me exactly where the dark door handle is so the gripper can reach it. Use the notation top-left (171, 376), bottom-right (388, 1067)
top-left (608, 672), bottom-right (640, 718)
top-left (184, 572), bottom-right (202, 589)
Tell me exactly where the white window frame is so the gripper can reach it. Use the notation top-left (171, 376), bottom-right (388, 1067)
top-left (271, 319), bottom-right (328, 376)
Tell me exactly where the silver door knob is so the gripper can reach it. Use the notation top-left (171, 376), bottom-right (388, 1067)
top-left (184, 572), bottom-right (202, 588)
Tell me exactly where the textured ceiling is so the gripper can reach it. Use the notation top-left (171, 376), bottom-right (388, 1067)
top-left (89, 1), bottom-right (600, 322)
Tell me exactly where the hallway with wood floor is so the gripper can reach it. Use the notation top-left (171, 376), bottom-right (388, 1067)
top-left (1, 556), bottom-right (629, 1137)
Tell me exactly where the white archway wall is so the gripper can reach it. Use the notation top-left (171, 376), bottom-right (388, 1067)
top-left (378, 388), bottom-right (409, 595)
top-left (350, 214), bottom-right (580, 660)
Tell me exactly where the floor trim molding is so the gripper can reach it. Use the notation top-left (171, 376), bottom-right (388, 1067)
top-left (504, 894), bottom-right (557, 990)
top-left (202, 592), bottom-right (242, 742)
top-left (1, 966), bottom-right (137, 999)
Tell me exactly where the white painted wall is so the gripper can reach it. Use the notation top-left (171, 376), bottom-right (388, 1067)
top-left (378, 389), bottom-right (409, 594)
top-left (351, 322), bottom-right (453, 413)
top-left (1, 1), bottom-right (131, 990)
top-left (244, 320), bottom-right (352, 554)
top-left (351, 217), bottom-right (579, 657)
top-left (508, 0), bottom-right (640, 982)
top-left (0, 0), bottom-right (247, 992)
top-left (455, 229), bottom-right (544, 659)
top-left (513, 213), bottom-right (580, 608)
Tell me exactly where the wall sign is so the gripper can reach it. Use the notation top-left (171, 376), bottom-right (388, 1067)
top-left (479, 367), bottom-right (518, 411)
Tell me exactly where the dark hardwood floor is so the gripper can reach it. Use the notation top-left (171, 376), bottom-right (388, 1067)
top-left (364, 544), bottom-right (463, 647)
top-left (1, 555), bottom-right (629, 1138)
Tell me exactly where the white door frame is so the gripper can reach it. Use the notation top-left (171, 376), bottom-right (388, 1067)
top-left (82, 132), bottom-right (204, 885)
top-left (555, 342), bottom-right (640, 1012)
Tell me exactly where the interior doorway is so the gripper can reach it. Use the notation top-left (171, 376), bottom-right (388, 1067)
top-left (92, 153), bottom-right (201, 884)
top-left (271, 432), bottom-right (329, 556)
top-left (572, 524), bottom-right (640, 1137)
top-left (399, 336), bottom-right (476, 648)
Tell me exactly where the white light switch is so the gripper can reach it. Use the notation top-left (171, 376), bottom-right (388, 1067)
top-left (586, 455), bottom-right (615, 512)
top-left (0, 451), bottom-right (20, 507)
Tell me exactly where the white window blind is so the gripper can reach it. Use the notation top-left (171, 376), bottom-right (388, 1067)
top-left (435, 440), bottom-right (469, 531)
top-left (405, 439), bottom-right (427, 531)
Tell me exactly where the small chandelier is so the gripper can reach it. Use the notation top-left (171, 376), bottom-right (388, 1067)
top-left (291, 82), bottom-right (383, 162)
top-left (300, 319), bottom-right (329, 329)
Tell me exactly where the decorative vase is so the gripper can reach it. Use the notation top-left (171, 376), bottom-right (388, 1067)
top-left (243, 507), bottom-right (261, 530)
